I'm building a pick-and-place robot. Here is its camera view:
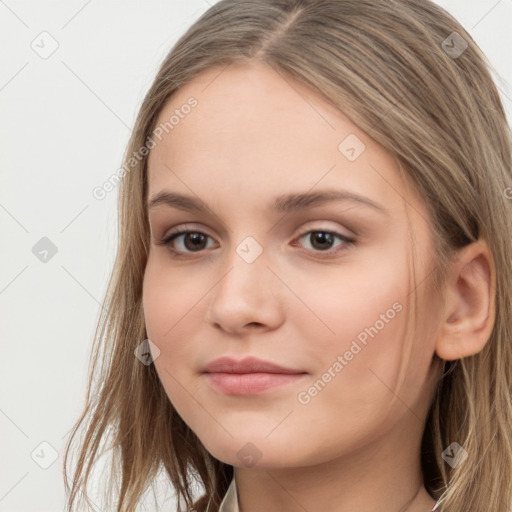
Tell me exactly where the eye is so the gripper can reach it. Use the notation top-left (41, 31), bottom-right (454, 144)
top-left (156, 228), bottom-right (355, 257)
top-left (157, 229), bottom-right (216, 256)
top-left (292, 230), bottom-right (355, 256)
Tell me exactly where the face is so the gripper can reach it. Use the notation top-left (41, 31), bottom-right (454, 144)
top-left (142, 61), bottom-right (441, 469)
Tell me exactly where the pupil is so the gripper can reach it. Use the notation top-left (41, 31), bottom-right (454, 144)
top-left (312, 232), bottom-right (333, 250)
top-left (186, 233), bottom-right (206, 251)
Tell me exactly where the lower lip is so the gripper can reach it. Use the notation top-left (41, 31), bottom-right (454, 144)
top-left (204, 372), bottom-right (307, 395)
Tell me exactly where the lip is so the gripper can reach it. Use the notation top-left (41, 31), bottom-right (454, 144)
top-left (202, 356), bottom-right (308, 395)
top-left (202, 356), bottom-right (304, 374)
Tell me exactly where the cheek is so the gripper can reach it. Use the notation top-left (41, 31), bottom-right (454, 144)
top-left (294, 256), bottom-right (410, 356)
top-left (142, 257), bottom-right (204, 368)
top-left (289, 255), bottom-right (412, 409)
top-left (142, 259), bottom-right (207, 416)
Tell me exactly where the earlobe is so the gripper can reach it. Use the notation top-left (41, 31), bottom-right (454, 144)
top-left (435, 240), bottom-right (496, 361)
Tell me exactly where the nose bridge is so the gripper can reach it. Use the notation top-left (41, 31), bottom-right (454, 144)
top-left (207, 234), bottom-right (281, 331)
top-left (218, 234), bottom-right (269, 300)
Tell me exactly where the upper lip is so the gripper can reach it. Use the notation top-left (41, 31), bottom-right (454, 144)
top-left (202, 356), bottom-right (306, 374)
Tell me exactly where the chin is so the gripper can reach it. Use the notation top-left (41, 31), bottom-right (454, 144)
top-left (198, 433), bottom-right (305, 469)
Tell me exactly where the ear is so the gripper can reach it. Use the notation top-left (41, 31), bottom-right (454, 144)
top-left (435, 240), bottom-right (496, 361)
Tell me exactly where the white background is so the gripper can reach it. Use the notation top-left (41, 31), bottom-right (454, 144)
top-left (0, 1), bottom-right (511, 511)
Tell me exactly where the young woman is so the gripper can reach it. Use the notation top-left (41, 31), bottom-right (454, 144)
top-left (64, 1), bottom-right (512, 511)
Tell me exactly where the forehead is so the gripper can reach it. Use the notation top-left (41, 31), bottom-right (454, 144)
top-left (147, 61), bottom-right (427, 223)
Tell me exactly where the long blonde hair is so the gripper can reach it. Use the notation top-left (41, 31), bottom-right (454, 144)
top-left (63, 1), bottom-right (512, 511)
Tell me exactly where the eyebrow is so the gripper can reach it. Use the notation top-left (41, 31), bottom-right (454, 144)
top-left (147, 189), bottom-right (387, 215)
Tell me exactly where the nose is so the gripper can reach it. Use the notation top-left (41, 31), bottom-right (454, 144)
top-left (206, 246), bottom-right (285, 335)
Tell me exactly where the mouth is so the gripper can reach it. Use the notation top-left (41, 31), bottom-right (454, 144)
top-left (202, 356), bottom-right (308, 395)
top-left (203, 372), bottom-right (308, 395)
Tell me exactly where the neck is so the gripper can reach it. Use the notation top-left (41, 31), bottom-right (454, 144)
top-left (233, 416), bottom-right (437, 512)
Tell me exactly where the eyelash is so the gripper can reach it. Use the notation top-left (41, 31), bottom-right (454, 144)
top-left (156, 227), bottom-right (355, 258)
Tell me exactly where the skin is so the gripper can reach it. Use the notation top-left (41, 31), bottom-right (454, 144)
top-left (142, 61), bottom-right (496, 512)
